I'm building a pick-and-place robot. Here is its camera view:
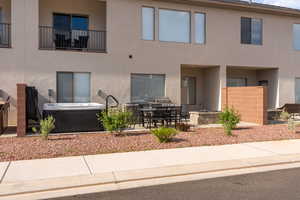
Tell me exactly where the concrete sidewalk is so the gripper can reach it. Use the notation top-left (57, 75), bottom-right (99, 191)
top-left (2, 139), bottom-right (300, 199)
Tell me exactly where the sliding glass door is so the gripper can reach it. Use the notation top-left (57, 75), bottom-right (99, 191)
top-left (131, 74), bottom-right (165, 102)
top-left (53, 13), bottom-right (89, 49)
top-left (57, 72), bottom-right (91, 103)
top-left (181, 77), bottom-right (196, 105)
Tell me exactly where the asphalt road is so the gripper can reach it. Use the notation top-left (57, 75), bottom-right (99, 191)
top-left (50, 168), bottom-right (300, 200)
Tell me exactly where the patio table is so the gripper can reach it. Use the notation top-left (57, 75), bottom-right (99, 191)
top-left (139, 106), bottom-right (181, 128)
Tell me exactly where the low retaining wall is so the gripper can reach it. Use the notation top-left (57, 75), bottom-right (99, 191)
top-left (222, 86), bottom-right (268, 125)
top-left (190, 111), bottom-right (220, 125)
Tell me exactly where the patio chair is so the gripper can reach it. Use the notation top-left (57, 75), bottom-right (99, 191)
top-left (54, 34), bottom-right (71, 49)
top-left (151, 107), bottom-right (170, 128)
top-left (74, 36), bottom-right (89, 49)
top-left (279, 104), bottom-right (300, 118)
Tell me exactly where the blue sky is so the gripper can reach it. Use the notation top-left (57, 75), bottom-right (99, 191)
top-left (242, 0), bottom-right (300, 9)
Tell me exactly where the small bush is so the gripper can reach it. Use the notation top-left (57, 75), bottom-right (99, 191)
top-left (32, 115), bottom-right (55, 140)
top-left (176, 123), bottom-right (191, 132)
top-left (280, 111), bottom-right (291, 121)
top-left (288, 118), bottom-right (296, 132)
top-left (151, 127), bottom-right (178, 143)
top-left (98, 108), bottom-right (132, 134)
top-left (219, 108), bottom-right (240, 136)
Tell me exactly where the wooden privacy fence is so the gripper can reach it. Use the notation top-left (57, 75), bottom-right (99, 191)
top-left (222, 86), bottom-right (268, 125)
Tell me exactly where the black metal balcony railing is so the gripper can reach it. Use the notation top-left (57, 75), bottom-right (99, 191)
top-left (39, 26), bottom-right (106, 52)
top-left (0, 23), bottom-right (11, 48)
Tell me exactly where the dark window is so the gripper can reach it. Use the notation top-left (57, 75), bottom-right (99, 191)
top-left (53, 13), bottom-right (88, 31)
top-left (53, 14), bottom-right (71, 31)
top-left (241, 17), bottom-right (262, 45)
top-left (72, 16), bottom-right (89, 30)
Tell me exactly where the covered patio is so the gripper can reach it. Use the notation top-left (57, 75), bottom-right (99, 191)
top-left (227, 66), bottom-right (279, 109)
top-left (181, 65), bottom-right (220, 112)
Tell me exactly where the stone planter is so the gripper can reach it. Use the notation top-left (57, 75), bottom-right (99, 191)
top-left (190, 111), bottom-right (220, 125)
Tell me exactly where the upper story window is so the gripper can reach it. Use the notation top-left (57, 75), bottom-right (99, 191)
top-left (142, 7), bottom-right (154, 40)
top-left (241, 17), bottom-right (263, 45)
top-left (159, 9), bottom-right (190, 43)
top-left (53, 13), bottom-right (89, 31)
top-left (195, 13), bottom-right (206, 44)
top-left (293, 24), bottom-right (300, 50)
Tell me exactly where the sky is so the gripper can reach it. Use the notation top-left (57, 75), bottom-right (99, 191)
top-left (242, 0), bottom-right (300, 9)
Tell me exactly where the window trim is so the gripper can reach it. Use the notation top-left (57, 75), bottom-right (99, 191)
top-left (141, 6), bottom-right (155, 41)
top-left (56, 71), bottom-right (91, 103)
top-left (240, 16), bottom-right (263, 46)
top-left (158, 8), bottom-right (192, 44)
top-left (194, 12), bottom-right (206, 45)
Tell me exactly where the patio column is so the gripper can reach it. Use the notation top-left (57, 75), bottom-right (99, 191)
top-left (17, 83), bottom-right (27, 137)
top-left (218, 65), bottom-right (227, 111)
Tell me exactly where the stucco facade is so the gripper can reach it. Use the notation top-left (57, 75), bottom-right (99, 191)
top-left (0, 0), bottom-right (300, 125)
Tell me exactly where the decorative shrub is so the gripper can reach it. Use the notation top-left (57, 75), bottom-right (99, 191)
top-left (176, 123), bottom-right (191, 132)
top-left (280, 111), bottom-right (291, 121)
top-left (151, 127), bottom-right (178, 143)
top-left (288, 118), bottom-right (296, 132)
top-left (98, 108), bottom-right (132, 134)
top-left (32, 115), bottom-right (55, 140)
top-left (219, 108), bottom-right (240, 136)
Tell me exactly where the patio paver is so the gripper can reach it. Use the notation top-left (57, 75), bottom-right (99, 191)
top-left (2, 156), bottom-right (89, 183)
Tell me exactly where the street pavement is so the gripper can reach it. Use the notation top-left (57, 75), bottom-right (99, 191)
top-left (51, 167), bottom-right (300, 200)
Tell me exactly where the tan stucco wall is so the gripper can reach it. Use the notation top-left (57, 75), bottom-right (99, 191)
top-left (1, 0), bottom-right (300, 125)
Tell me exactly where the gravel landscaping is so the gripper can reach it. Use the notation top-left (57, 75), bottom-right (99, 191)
top-left (0, 124), bottom-right (299, 162)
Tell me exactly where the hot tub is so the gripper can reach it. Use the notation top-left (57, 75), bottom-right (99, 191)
top-left (43, 103), bottom-right (105, 133)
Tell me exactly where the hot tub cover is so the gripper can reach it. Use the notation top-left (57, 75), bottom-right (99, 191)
top-left (43, 103), bottom-right (105, 111)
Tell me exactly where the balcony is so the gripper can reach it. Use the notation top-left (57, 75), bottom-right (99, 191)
top-left (39, 0), bottom-right (107, 53)
top-left (39, 26), bottom-right (106, 52)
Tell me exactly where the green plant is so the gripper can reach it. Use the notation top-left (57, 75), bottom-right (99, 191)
top-left (151, 127), bottom-right (178, 143)
top-left (280, 111), bottom-right (291, 121)
top-left (288, 118), bottom-right (296, 132)
top-left (219, 108), bottom-right (240, 136)
top-left (176, 123), bottom-right (191, 132)
top-left (32, 116), bottom-right (55, 140)
top-left (98, 108), bottom-right (132, 134)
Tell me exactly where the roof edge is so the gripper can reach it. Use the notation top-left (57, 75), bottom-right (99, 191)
top-left (159, 0), bottom-right (300, 17)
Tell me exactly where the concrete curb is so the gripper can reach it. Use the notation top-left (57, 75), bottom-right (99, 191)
top-left (1, 153), bottom-right (300, 198)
